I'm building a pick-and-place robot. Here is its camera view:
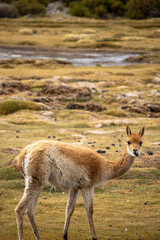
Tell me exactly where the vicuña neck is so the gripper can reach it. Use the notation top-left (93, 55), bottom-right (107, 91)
top-left (103, 151), bottom-right (136, 181)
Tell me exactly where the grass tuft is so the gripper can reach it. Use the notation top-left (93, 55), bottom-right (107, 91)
top-left (0, 100), bottom-right (47, 115)
top-left (18, 28), bottom-right (34, 35)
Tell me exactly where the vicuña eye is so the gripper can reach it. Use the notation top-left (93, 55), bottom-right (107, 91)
top-left (127, 141), bottom-right (131, 145)
top-left (139, 141), bottom-right (143, 146)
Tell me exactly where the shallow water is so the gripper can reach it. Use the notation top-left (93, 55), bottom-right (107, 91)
top-left (0, 47), bottom-right (139, 67)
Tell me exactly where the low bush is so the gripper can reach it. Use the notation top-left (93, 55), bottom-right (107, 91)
top-left (16, 0), bottom-right (46, 16)
top-left (127, 0), bottom-right (160, 19)
top-left (68, 0), bottom-right (160, 19)
top-left (0, 3), bottom-right (19, 18)
top-left (0, 100), bottom-right (45, 115)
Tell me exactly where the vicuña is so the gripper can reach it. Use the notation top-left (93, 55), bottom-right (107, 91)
top-left (12, 125), bottom-right (145, 240)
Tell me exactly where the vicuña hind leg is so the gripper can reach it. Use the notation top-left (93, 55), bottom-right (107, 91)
top-left (15, 178), bottom-right (43, 240)
top-left (63, 188), bottom-right (79, 240)
top-left (82, 187), bottom-right (97, 240)
top-left (26, 187), bottom-right (42, 240)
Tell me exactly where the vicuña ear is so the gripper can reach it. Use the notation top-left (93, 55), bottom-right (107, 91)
top-left (139, 127), bottom-right (145, 137)
top-left (126, 125), bottom-right (132, 136)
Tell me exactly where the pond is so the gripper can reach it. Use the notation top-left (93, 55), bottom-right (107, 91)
top-left (0, 46), bottom-right (139, 67)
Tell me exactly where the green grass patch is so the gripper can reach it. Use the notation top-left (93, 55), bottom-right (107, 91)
top-left (0, 100), bottom-right (45, 115)
top-left (120, 168), bottom-right (160, 180)
top-left (0, 167), bottom-right (21, 180)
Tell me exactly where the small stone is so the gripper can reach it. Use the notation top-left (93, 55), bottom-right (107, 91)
top-left (48, 136), bottom-right (51, 138)
top-left (144, 201), bottom-right (149, 205)
top-left (97, 150), bottom-right (106, 154)
top-left (115, 150), bottom-right (118, 152)
top-left (118, 139), bottom-right (121, 142)
top-left (53, 136), bottom-right (56, 138)
top-left (57, 138), bottom-right (61, 141)
top-left (147, 150), bottom-right (153, 155)
top-left (16, 130), bottom-right (20, 133)
top-left (108, 225), bottom-right (112, 227)
top-left (105, 147), bottom-right (110, 149)
top-left (55, 118), bottom-right (57, 121)
top-left (16, 136), bottom-right (19, 138)
top-left (42, 196), bottom-right (46, 199)
top-left (88, 142), bottom-right (92, 144)
top-left (111, 144), bottom-right (115, 146)
top-left (92, 145), bottom-right (94, 147)
top-left (119, 144), bottom-right (121, 147)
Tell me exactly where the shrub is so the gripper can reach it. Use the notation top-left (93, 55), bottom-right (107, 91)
top-left (16, 0), bottom-right (46, 16)
top-left (69, 0), bottom-right (127, 18)
top-left (70, 1), bottom-right (85, 17)
top-left (0, 100), bottom-right (46, 115)
top-left (127, 0), bottom-right (155, 19)
top-left (0, 3), bottom-right (19, 18)
top-left (70, 0), bottom-right (108, 18)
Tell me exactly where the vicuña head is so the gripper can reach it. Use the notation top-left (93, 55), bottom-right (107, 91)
top-left (13, 125), bottom-right (145, 240)
top-left (126, 125), bottom-right (145, 157)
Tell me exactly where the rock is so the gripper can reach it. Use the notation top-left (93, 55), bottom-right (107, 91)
top-left (97, 150), bottom-right (106, 154)
top-left (105, 147), bottom-right (110, 149)
top-left (111, 144), bottom-right (115, 146)
top-left (147, 150), bottom-right (153, 155)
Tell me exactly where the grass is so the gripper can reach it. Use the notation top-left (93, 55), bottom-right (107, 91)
top-left (0, 100), bottom-right (46, 115)
top-left (0, 17), bottom-right (160, 52)
top-left (0, 15), bottom-right (160, 240)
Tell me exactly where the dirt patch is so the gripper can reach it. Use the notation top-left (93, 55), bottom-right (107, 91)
top-left (41, 84), bottom-right (93, 101)
top-left (122, 102), bottom-right (160, 117)
top-left (141, 152), bottom-right (160, 169)
top-left (66, 102), bottom-right (106, 112)
top-left (0, 81), bottom-right (31, 95)
top-left (3, 148), bottom-right (20, 155)
top-left (32, 96), bottom-right (53, 104)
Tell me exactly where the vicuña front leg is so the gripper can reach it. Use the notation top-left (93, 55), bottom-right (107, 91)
top-left (63, 188), bottom-right (79, 240)
top-left (82, 187), bottom-right (97, 240)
